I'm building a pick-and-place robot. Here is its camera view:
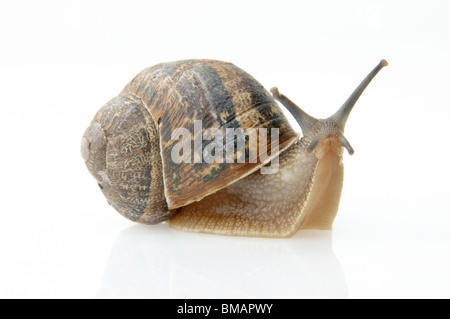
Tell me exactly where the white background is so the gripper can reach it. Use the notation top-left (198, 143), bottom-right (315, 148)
top-left (1, 0), bottom-right (449, 298)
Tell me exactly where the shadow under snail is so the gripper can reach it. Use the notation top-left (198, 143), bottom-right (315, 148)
top-left (81, 59), bottom-right (388, 238)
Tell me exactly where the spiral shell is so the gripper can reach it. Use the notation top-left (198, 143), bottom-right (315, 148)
top-left (82, 59), bottom-right (299, 224)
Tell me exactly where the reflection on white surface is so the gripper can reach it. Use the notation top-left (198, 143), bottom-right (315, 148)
top-left (97, 224), bottom-right (348, 298)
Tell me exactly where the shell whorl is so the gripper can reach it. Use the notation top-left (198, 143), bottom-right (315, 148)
top-left (82, 95), bottom-right (176, 224)
top-left (122, 59), bottom-right (299, 209)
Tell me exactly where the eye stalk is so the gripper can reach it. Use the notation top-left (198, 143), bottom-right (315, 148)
top-left (330, 59), bottom-right (388, 129)
top-left (272, 59), bottom-right (388, 156)
top-left (270, 87), bottom-right (316, 134)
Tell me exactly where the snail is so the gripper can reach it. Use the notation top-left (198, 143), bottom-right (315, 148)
top-left (81, 59), bottom-right (387, 237)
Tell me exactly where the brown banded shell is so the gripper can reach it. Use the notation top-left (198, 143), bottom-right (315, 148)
top-left (121, 60), bottom-right (300, 210)
top-left (82, 59), bottom-right (299, 224)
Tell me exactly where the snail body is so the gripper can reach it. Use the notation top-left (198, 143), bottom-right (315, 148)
top-left (81, 59), bottom-right (387, 237)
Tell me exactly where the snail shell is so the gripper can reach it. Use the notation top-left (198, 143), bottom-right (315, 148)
top-left (82, 60), bottom-right (299, 225)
